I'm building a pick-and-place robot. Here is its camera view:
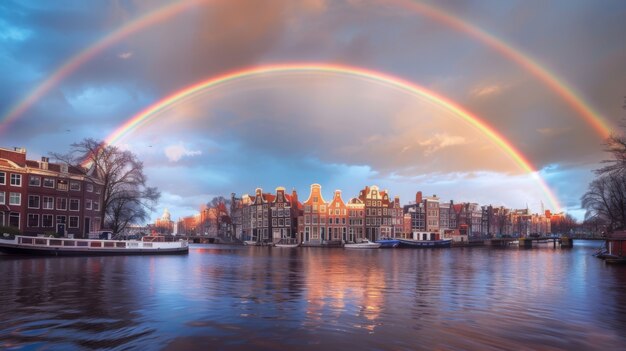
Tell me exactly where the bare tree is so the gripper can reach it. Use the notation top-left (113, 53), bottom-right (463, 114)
top-left (52, 138), bottom-right (160, 234)
top-left (582, 166), bottom-right (626, 231)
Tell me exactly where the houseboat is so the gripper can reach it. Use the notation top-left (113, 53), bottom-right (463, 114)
top-left (599, 231), bottom-right (626, 263)
top-left (0, 234), bottom-right (189, 256)
top-left (397, 231), bottom-right (452, 248)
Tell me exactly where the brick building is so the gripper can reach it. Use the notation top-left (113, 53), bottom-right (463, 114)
top-left (347, 197), bottom-right (365, 242)
top-left (270, 187), bottom-right (300, 242)
top-left (302, 184), bottom-right (328, 245)
top-left (1, 147), bottom-right (103, 238)
top-left (327, 190), bottom-right (348, 242)
top-left (241, 188), bottom-right (273, 242)
top-left (358, 185), bottom-right (389, 241)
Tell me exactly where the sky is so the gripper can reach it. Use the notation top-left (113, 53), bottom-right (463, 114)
top-left (1, 0), bottom-right (625, 223)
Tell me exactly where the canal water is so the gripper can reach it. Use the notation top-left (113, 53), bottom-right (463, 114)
top-left (1, 240), bottom-right (625, 350)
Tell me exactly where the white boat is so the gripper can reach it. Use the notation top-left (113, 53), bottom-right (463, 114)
top-left (274, 238), bottom-right (300, 248)
top-left (274, 243), bottom-right (300, 248)
top-left (344, 239), bottom-right (381, 249)
top-left (0, 235), bottom-right (188, 256)
top-left (243, 240), bottom-right (258, 246)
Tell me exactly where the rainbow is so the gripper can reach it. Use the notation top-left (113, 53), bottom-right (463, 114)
top-left (0, 0), bottom-right (208, 134)
top-left (0, 0), bottom-right (610, 141)
top-left (103, 63), bottom-right (562, 211)
top-left (397, 0), bottom-right (612, 138)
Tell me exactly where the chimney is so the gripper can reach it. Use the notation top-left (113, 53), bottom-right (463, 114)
top-left (40, 157), bottom-right (49, 170)
top-left (416, 191), bottom-right (422, 204)
top-left (291, 188), bottom-right (299, 207)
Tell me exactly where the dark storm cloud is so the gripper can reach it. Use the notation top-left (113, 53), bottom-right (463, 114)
top-left (2, 0), bottom-right (626, 220)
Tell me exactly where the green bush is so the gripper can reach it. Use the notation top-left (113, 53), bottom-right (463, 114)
top-left (0, 226), bottom-right (21, 237)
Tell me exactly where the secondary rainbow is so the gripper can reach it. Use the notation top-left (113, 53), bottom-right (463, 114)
top-left (397, 0), bottom-right (612, 138)
top-left (0, 0), bottom-right (208, 134)
top-left (103, 63), bottom-right (562, 211)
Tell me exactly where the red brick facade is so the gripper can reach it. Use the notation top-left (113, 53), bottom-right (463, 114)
top-left (0, 147), bottom-right (103, 238)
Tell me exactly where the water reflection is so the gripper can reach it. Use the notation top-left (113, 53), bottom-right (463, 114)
top-left (1, 242), bottom-right (625, 350)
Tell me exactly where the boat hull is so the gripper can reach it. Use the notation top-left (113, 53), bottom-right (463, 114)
top-left (397, 239), bottom-right (452, 249)
top-left (0, 244), bottom-right (188, 256)
top-left (274, 244), bottom-right (300, 248)
top-left (376, 239), bottom-right (399, 248)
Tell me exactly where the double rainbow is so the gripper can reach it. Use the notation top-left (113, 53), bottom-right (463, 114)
top-left (102, 63), bottom-right (562, 212)
top-left (0, 0), bottom-right (610, 140)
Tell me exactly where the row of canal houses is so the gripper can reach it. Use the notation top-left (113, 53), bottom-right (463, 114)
top-left (230, 184), bottom-right (554, 245)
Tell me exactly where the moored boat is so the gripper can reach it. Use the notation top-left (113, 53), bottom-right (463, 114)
top-left (274, 238), bottom-right (300, 248)
top-left (344, 239), bottom-right (381, 249)
top-left (376, 239), bottom-right (400, 248)
top-left (397, 238), bottom-right (452, 248)
top-left (0, 235), bottom-right (188, 256)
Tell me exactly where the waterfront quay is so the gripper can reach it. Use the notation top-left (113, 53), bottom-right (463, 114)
top-left (1, 240), bottom-right (625, 350)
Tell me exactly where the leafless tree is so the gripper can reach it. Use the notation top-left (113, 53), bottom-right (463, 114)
top-left (52, 138), bottom-right (160, 234)
top-left (582, 169), bottom-right (626, 231)
top-left (582, 98), bottom-right (626, 232)
top-left (551, 213), bottom-right (579, 234)
top-left (202, 196), bottom-right (231, 237)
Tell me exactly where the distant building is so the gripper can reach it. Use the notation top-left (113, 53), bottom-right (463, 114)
top-left (154, 208), bottom-right (174, 235)
top-left (0, 146), bottom-right (103, 238)
top-left (177, 214), bottom-right (200, 236)
top-left (404, 192), bottom-right (440, 235)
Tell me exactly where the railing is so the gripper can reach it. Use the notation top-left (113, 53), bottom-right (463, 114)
top-left (15, 236), bottom-right (187, 249)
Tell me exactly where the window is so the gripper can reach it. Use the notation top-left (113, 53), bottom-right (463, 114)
top-left (9, 192), bottom-right (21, 206)
top-left (9, 213), bottom-right (19, 228)
top-left (0, 191), bottom-right (4, 205)
top-left (70, 181), bottom-right (80, 191)
top-left (86, 183), bottom-right (94, 192)
top-left (42, 214), bottom-right (53, 227)
top-left (43, 196), bottom-right (54, 210)
top-left (10, 174), bottom-right (21, 186)
top-left (27, 214), bottom-right (39, 227)
top-left (28, 195), bottom-right (40, 209)
top-left (95, 187), bottom-right (101, 194)
top-left (0, 172), bottom-right (5, 184)
top-left (57, 180), bottom-right (68, 191)
top-left (86, 199), bottom-right (92, 210)
top-left (56, 216), bottom-right (66, 225)
top-left (43, 178), bottom-right (54, 188)
top-left (69, 199), bottom-right (80, 211)
top-left (56, 198), bottom-right (67, 210)
top-left (29, 175), bottom-right (41, 186)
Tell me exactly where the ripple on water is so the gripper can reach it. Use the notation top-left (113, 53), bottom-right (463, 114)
top-left (1, 242), bottom-right (626, 350)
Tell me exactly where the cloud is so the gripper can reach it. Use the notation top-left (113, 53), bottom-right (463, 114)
top-left (418, 133), bottom-right (468, 156)
top-left (164, 143), bottom-right (202, 162)
top-left (118, 51), bottom-right (133, 59)
top-left (470, 84), bottom-right (505, 98)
